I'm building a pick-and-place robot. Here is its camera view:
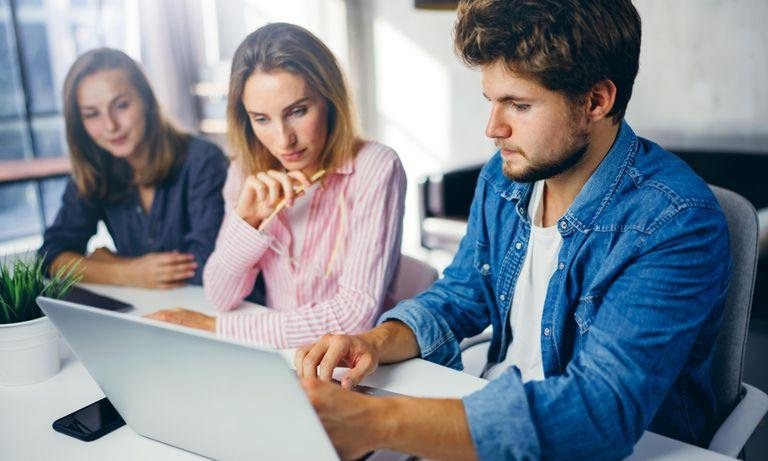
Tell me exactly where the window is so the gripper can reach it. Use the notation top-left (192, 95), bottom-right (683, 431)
top-left (0, 0), bottom-right (134, 245)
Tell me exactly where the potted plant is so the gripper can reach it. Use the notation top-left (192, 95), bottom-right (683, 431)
top-left (0, 256), bottom-right (81, 386)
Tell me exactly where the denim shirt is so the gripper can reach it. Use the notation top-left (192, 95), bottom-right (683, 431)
top-left (380, 121), bottom-right (730, 460)
top-left (39, 136), bottom-right (227, 285)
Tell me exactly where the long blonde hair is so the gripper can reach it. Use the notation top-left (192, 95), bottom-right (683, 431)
top-left (63, 48), bottom-right (189, 202)
top-left (227, 23), bottom-right (359, 175)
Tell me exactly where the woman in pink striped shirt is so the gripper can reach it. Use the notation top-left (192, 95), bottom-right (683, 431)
top-left (148, 23), bottom-right (406, 348)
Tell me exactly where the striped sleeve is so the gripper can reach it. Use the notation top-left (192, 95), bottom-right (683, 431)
top-left (217, 144), bottom-right (407, 348)
top-left (203, 162), bottom-right (273, 312)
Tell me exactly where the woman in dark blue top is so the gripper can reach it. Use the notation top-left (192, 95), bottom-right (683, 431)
top-left (39, 48), bottom-right (227, 288)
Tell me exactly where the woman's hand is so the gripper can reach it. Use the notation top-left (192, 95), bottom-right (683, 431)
top-left (235, 169), bottom-right (312, 228)
top-left (144, 307), bottom-right (216, 332)
top-left (123, 252), bottom-right (198, 289)
top-left (89, 247), bottom-right (119, 261)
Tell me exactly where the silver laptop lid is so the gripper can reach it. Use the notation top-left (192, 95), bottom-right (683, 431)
top-left (37, 297), bottom-right (338, 461)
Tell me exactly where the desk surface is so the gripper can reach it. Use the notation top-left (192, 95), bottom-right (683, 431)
top-left (0, 284), bottom-right (734, 460)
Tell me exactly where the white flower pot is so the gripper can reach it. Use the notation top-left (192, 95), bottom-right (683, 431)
top-left (0, 316), bottom-right (60, 386)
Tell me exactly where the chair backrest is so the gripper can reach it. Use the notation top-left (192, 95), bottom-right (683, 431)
top-left (710, 185), bottom-right (760, 419)
top-left (390, 254), bottom-right (438, 304)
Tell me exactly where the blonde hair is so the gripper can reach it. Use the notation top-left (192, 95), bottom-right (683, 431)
top-left (63, 48), bottom-right (189, 202)
top-left (227, 23), bottom-right (359, 175)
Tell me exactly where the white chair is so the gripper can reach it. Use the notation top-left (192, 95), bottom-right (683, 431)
top-left (390, 254), bottom-right (439, 303)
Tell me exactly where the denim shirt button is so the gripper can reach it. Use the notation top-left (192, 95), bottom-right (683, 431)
top-left (515, 242), bottom-right (523, 250)
top-left (518, 207), bottom-right (525, 214)
top-left (559, 220), bottom-right (567, 229)
top-left (558, 262), bottom-right (565, 270)
top-left (499, 294), bottom-right (506, 302)
top-left (482, 263), bottom-right (490, 271)
top-left (544, 327), bottom-right (551, 336)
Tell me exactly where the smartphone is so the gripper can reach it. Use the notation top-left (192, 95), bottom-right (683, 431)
top-left (52, 397), bottom-right (126, 441)
top-left (62, 285), bottom-right (133, 312)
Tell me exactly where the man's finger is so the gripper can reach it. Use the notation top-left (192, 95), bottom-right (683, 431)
top-left (294, 346), bottom-right (310, 376)
top-left (302, 342), bottom-right (331, 379)
top-left (317, 340), bottom-right (348, 382)
top-left (342, 354), bottom-right (375, 389)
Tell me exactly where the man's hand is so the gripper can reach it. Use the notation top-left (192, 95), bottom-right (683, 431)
top-left (295, 333), bottom-right (379, 389)
top-left (301, 377), bottom-right (391, 460)
top-left (123, 252), bottom-right (198, 289)
top-left (295, 322), bottom-right (421, 389)
top-left (302, 377), bottom-right (478, 461)
top-left (145, 308), bottom-right (216, 332)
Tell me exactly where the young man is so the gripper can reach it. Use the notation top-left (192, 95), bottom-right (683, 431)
top-left (296, 0), bottom-right (730, 459)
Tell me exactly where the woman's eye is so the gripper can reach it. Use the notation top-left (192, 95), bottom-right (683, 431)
top-left (252, 116), bottom-right (268, 125)
top-left (115, 101), bottom-right (130, 110)
top-left (289, 107), bottom-right (307, 118)
top-left (81, 112), bottom-right (98, 119)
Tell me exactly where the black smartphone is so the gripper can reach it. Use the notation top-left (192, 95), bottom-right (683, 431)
top-left (62, 285), bottom-right (133, 312)
top-left (52, 397), bottom-right (126, 441)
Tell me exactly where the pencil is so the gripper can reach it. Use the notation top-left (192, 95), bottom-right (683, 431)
top-left (257, 169), bottom-right (326, 231)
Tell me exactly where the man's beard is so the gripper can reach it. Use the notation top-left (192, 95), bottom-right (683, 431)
top-left (500, 120), bottom-right (590, 183)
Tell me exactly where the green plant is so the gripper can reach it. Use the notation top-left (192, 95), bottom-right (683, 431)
top-left (0, 256), bottom-right (82, 325)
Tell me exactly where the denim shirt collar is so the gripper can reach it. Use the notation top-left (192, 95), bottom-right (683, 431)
top-left (487, 120), bottom-right (638, 233)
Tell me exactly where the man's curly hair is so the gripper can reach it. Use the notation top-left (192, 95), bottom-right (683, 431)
top-left (454, 0), bottom-right (641, 122)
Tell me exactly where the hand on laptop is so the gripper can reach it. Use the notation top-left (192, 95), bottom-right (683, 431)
top-left (294, 333), bottom-right (381, 389)
top-left (144, 308), bottom-right (215, 332)
top-left (301, 377), bottom-right (385, 460)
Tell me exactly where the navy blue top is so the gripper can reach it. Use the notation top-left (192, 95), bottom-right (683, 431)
top-left (39, 136), bottom-right (228, 285)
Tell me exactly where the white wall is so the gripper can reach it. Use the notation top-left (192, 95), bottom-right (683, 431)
top-left (352, 0), bottom-right (768, 252)
top-left (350, 0), bottom-right (495, 252)
top-left (627, 0), bottom-right (768, 151)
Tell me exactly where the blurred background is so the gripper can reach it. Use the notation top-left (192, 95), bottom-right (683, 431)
top-left (0, 0), bottom-right (766, 452)
top-left (1, 0), bottom-right (766, 252)
top-left (0, 0), bottom-right (768, 450)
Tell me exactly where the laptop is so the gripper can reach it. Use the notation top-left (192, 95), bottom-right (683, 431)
top-left (37, 296), bottom-right (339, 461)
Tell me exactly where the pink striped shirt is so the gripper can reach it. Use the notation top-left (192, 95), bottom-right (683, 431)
top-left (203, 141), bottom-right (406, 348)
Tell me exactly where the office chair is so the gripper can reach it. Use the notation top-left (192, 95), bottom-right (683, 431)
top-left (390, 254), bottom-right (439, 304)
top-left (458, 185), bottom-right (768, 457)
top-left (707, 185), bottom-right (768, 457)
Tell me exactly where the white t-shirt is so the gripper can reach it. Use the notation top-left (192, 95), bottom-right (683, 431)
top-left (483, 180), bottom-right (563, 383)
top-left (284, 182), bottom-right (319, 257)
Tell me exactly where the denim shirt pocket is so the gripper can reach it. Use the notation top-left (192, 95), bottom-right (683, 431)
top-left (574, 294), bottom-right (601, 335)
top-left (473, 240), bottom-right (492, 277)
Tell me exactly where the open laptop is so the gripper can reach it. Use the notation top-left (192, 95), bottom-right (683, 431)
top-left (37, 296), bottom-right (339, 461)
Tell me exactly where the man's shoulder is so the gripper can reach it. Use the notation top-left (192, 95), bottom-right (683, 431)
top-left (610, 137), bottom-right (724, 234)
top-left (631, 138), bottom-right (720, 208)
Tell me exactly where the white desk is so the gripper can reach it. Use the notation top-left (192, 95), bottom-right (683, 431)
top-left (0, 284), bottom-right (734, 460)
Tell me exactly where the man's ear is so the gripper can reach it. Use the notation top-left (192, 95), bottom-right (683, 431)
top-left (586, 79), bottom-right (618, 121)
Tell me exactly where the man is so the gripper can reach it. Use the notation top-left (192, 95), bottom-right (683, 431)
top-left (296, 0), bottom-right (730, 459)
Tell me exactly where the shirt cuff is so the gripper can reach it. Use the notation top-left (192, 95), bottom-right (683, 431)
top-left (216, 210), bottom-right (273, 273)
top-left (462, 369), bottom-right (541, 460)
top-left (378, 299), bottom-right (463, 370)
